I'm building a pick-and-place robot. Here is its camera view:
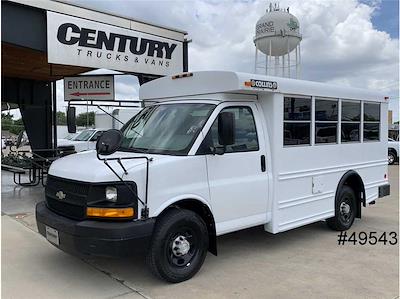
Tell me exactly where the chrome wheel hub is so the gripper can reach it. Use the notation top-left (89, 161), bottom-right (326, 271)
top-left (388, 155), bottom-right (394, 164)
top-left (340, 202), bottom-right (351, 215)
top-left (172, 235), bottom-right (190, 257)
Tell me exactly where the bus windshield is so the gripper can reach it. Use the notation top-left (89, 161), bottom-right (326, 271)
top-left (119, 103), bottom-right (215, 155)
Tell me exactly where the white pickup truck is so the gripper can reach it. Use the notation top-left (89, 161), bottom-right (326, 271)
top-left (58, 128), bottom-right (107, 152)
top-left (388, 137), bottom-right (399, 165)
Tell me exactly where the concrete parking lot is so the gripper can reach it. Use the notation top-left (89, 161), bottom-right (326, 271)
top-left (2, 166), bottom-right (399, 299)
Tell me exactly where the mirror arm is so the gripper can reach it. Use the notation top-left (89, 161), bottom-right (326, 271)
top-left (97, 154), bottom-right (123, 182)
top-left (210, 147), bottom-right (215, 155)
top-left (117, 158), bottom-right (128, 175)
top-left (96, 105), bottom-right (124, 125)
top-left (212, 146), bottom-right (225, 155)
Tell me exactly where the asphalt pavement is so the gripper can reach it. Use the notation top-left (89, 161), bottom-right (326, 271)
top-left (1, 166), bottom-right (399, 299)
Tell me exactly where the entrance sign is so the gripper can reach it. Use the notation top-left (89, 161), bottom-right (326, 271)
top-left (64, 75), bottom-right (115, 101)
top-left (47, 12), bottom-right (184, 76)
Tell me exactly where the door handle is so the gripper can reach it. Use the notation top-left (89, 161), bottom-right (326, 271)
top-left (261, 155), bottom-right (266, 172)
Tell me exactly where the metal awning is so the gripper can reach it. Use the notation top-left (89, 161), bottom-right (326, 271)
top-left (2, 43), bottom-right (93, 81)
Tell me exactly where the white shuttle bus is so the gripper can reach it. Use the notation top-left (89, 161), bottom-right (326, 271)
top-left (36, 71), bottom-right (390, 282)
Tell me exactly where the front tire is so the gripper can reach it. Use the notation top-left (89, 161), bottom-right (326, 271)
top-left (146, 208), bottom-right (209, 283)
top-left (327, 186), bottom-right (356, 231)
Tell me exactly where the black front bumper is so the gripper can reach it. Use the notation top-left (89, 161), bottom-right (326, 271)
top-left (36, 201), bottom-right (155, 257)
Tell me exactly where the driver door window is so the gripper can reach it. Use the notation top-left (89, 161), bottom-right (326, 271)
top-left (198, 106), bottom-right (259, 154)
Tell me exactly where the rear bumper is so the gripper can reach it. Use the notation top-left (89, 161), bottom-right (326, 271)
top-left (36, 201), bottom-right (155, 257)
top-left (378, 184), bottom-right (390, 198)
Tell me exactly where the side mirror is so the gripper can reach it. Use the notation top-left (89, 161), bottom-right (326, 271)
top-left (96, 129), bottom-right (123, 156)
top-left (67, 106), bottom-right (76, 133)
top-left (218, 112), bottom-right (235, 146)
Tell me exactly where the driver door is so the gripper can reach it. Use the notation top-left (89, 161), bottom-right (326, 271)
top-left (198, 103), bottom-right (268, 234)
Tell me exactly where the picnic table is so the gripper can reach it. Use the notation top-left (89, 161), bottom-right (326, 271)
top-left (1, 147), bottom-right (68, 187)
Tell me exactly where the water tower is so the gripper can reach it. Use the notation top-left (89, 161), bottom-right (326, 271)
top-left (254, 3), bottom-right (302, 78)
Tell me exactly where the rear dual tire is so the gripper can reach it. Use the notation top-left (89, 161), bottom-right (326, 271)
top-left (146, 209), bottom-right (208, 283)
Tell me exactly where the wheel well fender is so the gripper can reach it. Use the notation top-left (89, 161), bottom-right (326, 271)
top-left (388, 147), bottom-right (397, 156)
top-left (157, 198), bottom-right (217, 256)
top-left (336, 170), bottom-right (366, 218)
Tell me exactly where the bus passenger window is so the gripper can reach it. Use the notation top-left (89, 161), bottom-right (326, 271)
top-left (315, 99), bottom-right (338, 144)
top-left (363, 102), bottom-right (380, 141)
top-left (342, 101), bottom-right (361, 142)
top-left (283, 97), bottom-right (311, 146)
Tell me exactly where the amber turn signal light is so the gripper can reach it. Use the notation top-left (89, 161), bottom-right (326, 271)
top-left (86, 207), bottom-right (134, 218)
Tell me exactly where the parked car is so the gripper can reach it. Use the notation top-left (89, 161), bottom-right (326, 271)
top-left (63, 132), bottom-right (79, 140)
top-left (388, 137), bottom-right (399, 165)
top-left (57, 128), bottom-right (107, 152)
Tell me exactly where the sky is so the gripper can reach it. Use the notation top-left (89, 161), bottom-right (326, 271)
top-left (363, 0), bottom-right (399, 38)
top-left (32, 0), bottom-right (400, 121)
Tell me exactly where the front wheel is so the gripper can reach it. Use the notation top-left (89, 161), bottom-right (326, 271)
top-left (388, 151), bottom-right (396, 165)
top-left (326, 186), bottom-right (356, 231)
top-left (146, 209), bottom-right (209, 283)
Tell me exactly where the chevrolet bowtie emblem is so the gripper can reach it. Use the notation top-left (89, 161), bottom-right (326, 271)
top-left (56, 191), bottom-right (66, 200)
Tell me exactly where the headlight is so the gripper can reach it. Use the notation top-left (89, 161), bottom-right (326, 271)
top-left (105, 186), bottom-right (118, 202)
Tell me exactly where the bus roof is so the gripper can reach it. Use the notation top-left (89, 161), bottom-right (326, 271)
top-left (139, 71), bottom-right (386, 102)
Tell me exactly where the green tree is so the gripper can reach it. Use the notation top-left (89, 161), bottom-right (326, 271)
top-left (9, 118), bottom-right (25, 135)
top-left (1, 113), bottom-right (13, 121)
top-left (1, 113), bottom-right (24, 135)
top-left (1, 113), bottom-right (13, 131)
top-left (76, 112), bottom-right (95, 127)
top-left (57, 111), bottom-right (67, 125)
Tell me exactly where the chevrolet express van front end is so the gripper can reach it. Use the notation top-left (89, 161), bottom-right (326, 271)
top-left (36, 170), bottom-right (156, 257)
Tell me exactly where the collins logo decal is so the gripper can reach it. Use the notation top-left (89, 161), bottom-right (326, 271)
top-left (47, 12), bottom-right (184, 76)
top-left (55, 191), bottom-right (66, 200)
top-left (245, 79), bottom-right (278, 90)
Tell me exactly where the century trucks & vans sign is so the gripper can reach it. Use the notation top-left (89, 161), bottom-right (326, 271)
top-left (47, 12), bottom-right (184, 76)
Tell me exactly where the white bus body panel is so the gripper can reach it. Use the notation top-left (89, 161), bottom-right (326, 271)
top-left (139, 71), bottom-right (389, 236)
top-left (260, 93), bottom-right (388, 233)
